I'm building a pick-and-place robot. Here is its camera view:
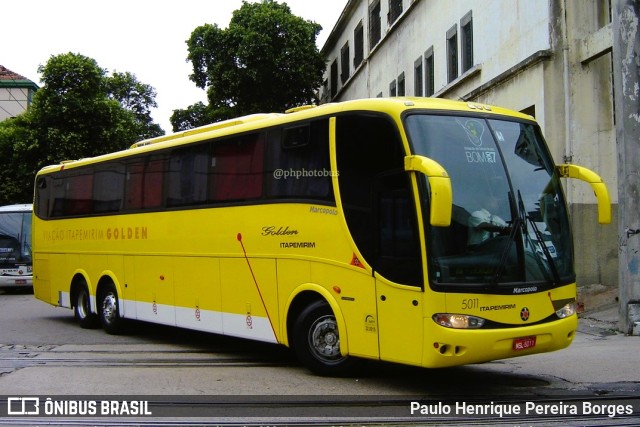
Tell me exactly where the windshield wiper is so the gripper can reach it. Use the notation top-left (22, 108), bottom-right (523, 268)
top-left (490, 214), bottom-right (521, 286)
top-left (525, 215), bottom-right (560, 283)
top-left (490, 190), bottom-right (524, 286)
top-left (491, 191), bottom-right (560, 286)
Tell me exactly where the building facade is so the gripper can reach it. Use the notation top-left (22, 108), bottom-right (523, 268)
top-left (0, 65), bottom-right (38, 121)
top-left (320, 0), bottom-right (617, 304)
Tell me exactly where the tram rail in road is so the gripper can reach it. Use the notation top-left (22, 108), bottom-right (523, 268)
top-left (0, 344), bottom-right (289, 370)
top-left (1, 291), bottom-right (639, 426)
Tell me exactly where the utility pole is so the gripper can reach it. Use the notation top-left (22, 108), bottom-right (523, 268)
top-left (613, 0), bottom-right (640, 335)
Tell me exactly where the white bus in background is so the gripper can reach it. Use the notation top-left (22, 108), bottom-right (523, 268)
top-left (0, 204), bottom-right (32, 290)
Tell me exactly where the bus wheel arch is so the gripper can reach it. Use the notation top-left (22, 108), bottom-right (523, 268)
top-left (70, 274), bottom-right (98, 329)
top-left (287, 290), bottom-right (356, 376)
top-left (96, 276), bottom-right (124, 335)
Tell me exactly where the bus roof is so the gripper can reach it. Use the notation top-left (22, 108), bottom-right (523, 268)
top-left (0, 204), bottom-right (33, 213)
top-left (37, 97), bottom-right (535, 174)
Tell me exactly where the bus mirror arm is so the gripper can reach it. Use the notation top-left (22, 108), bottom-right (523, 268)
top-left (404, 155), bottom-right (452, 227)
top-left (556, 164), bottom-right (611, 224)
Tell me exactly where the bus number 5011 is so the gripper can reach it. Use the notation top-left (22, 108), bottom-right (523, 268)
top-left (462, 298), bottom-right (479, 310)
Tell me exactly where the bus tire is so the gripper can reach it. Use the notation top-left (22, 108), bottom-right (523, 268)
top-left (73, 284), bottom-right (98, 329)
top-left (98, 283), bottom-right (124, 335)
top-left (293, 300), bottom-right (357, 376)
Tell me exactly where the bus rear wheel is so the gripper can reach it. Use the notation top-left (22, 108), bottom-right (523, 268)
top-left (293, 300), bottom-right (357, 376)
top-left (98, 283), bottom-right (124, 335)
top-left (73, 284), bottom-right (98, 329)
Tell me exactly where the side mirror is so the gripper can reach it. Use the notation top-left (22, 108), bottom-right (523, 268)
top-left (404, 155), bottom-right (452, 227)
top-left (556, 164), bottom-right (611, 224)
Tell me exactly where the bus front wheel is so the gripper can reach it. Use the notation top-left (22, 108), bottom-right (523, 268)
top-left (293, 300), bottom-right (357, 376)
top-left (98, 283), bottom-right (124, 335)
top-left (73, 284), bottom-right (98, 329)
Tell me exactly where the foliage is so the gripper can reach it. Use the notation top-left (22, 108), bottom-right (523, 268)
top-left (107, 71), bottom-right (163, 140)
top-left (0, 52), bottom-right (164, 204)
top-left (171, 0), bottom-right (325, 131)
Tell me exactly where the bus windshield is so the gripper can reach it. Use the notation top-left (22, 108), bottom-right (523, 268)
top-left (0, 208), bottom-right (32, 267)
top-left (405, 113), bottom-right (574, 288)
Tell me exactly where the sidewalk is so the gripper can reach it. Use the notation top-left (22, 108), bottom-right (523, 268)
top-left (577, 303), bottom-right (621, 336)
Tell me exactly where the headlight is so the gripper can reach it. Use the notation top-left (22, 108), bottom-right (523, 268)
top-left (433, 313), bottom-right (485, 329)
top-left (555, 301), bottom-right (577, 318)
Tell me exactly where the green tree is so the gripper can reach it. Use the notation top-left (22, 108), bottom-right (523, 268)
top-left (0, 52), bottom-right (164, 204)
top-left (107, 71), bottom-right (163, 139)
top-left (0, 114), bottom-right (37, 204)
top-left (172, 0), bottom-right (325, 130)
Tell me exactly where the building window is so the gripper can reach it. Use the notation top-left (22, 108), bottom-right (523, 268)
top-left (322, 79), bottom-right (329, 103)
top-left (390, 79), bottom-right (397, 97)
top-left (446, 25), bottom-right (458, 83)
top-left (330, 59), bottom-right (338, 99)
top-left (425, 47), bottom-right (434, 96)
top-left (369, 1), bottom-right (381, 50)
top-left (388, 0), bottom-right (403, 25)
top-left (461, 11), bottom-right (473, 73)
top-left (414, 57), bottom-right (423, 96)
top-left (596, 0), bottom-right (611, 28)
top-left (397, 72), bottom-right (405, 96)
top-left (354, 21), bottom-right (364, 68)
top-left (340, 42), bottom-right (350, 84)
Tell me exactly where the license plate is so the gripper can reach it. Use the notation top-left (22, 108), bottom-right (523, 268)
top-left (513, 336), bottom-right (536, 351)
top-left (15, 279), bottom-right (27, 285)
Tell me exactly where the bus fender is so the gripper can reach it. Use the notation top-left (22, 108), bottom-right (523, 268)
top-left (282, 283), bottom-right (349, 355)
top-left (68, 269), bottom-right (92, 310)
top-left (96, 271), bottom-right (125, 318)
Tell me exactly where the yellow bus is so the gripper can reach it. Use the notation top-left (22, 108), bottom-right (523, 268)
top-left (32, 98), bottom-right (610, 375)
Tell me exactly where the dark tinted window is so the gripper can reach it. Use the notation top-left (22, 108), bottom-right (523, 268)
top-left (209, 134), bottom-right (265, 202)
top-left (36, 121), bottom-right (334, 220)
top-left (336, 113), bottom-right (422, 286)
top-left (265, 119), bottom-right (333, 201)
top-left (125, 155), bottom-right (166, 210)
top-left (93, 163), bottom-right (125, 213)
top-left (167, 144), bottom-right (209, 206)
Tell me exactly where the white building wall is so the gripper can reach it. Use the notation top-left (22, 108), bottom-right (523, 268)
top-left (0, 87), bottom-right (31, 121)
top-left (321, 0), bottom-right (619, 300)
top-left (322, 0), bottom-right (552, 102)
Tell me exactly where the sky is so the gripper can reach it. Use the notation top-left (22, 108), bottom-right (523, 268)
top-left (2, 0), bottom-right (347, 132)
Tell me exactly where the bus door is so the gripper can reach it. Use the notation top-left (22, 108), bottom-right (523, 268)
top-left (333, 113), bottom-right (425, 366)
top-left (373, 174), bottom-right (425, 366)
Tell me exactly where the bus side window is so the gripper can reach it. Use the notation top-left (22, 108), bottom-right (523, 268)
top-left (336, 113), bottom-right (423, 286)
top-left (64, 172), bottom-right (93, 216)
top-left (36, 177), bottom-right (51, 218)
top-left (167, 144), bottom-right (209, 207)
top-left (265, 119), bottom-right (333, 201)
top-left (124, 161), bottom-right (145, 210)
top-left (208, 133), bottom-right (265, 202)
top-left (93, 162), bottom-right (125, 213)
top-left (125, 155), bottom-right (166, 210)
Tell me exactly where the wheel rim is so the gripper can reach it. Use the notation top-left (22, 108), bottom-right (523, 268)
top-left (102, 292), bottom-right (117, 324)
top-left (308, 315), bottom-right (345, 364)
top-left (77, 291), bottom-right (90, 319)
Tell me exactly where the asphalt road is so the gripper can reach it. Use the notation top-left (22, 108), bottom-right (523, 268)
top-left (0, 289), bottom-right (638, 426)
